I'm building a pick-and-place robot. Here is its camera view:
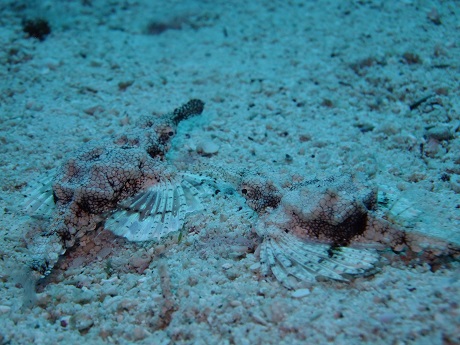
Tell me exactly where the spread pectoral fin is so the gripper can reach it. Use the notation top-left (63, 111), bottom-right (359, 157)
top-left (22, 174), bottom-right (56, 219)
top-left (105, 173), bottom-right (214, 242)
top-left (259, 227), bottom-right (379, 289)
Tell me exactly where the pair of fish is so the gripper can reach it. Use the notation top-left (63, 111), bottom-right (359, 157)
top-left (22, 99), bottom-right (459, 289)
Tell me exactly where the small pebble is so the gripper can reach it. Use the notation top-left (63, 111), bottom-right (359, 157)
top-left (377, 312), bottom-right (399, 324)
top-left (104, 286), bottom-right (119, 297)
top-left (70, 311), bottom-right (94, 331)
top-left (222, 263), bottom-right (233, 270)
top-left (291, 288), bottom-right (311, 298)
top-left (60, 316), bottom-right (70, 328)
top-left (426, 126), bottom-right (454, 141)
top-left (196, 140), bottom-right (219, 155)
top-left (132, 326), bottom-right (148, 341)
top-left (224, 268), bottom-right (239, 280)
top-left (0, 305), bottom-right (11, 314)
top-left (73, 289), bottom-right (96, 304)
top-left (230, 300), bottom-right (242, 307)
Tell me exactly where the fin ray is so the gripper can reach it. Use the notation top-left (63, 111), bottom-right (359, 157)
top-left (259, 229), bottom-right (379, 289)
top-left (105, 173), bottom-right (214, 242)
top-left (22, 174), bottom-right (56, 219)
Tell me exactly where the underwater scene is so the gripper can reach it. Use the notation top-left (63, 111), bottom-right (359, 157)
top-left (0, 0), bottom-right (459, 344)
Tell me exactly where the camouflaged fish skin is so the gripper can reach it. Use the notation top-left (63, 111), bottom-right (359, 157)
top-left (24, 100), bottom-right (204, 278)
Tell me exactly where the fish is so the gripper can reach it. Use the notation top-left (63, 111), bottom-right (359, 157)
top-left (237, 172), bottom-right (460, 289)
top-left (22, 99), bottom-right (210, 279)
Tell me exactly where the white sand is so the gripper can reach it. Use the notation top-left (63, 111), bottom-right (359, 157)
top-left (1, 0), bottom-right (459, 344)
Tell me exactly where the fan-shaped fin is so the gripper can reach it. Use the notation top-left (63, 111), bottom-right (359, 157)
top-left (22, 175), bottom-right (56, 219)
top-left (105, 173), bottom-right (214, 242)
top-left (259, 230), bottom-right (379, 289)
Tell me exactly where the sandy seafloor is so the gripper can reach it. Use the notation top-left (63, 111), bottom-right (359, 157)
top-left (1, 0), bottom-right (460, 344)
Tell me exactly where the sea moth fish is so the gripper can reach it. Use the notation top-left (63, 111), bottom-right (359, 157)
top-left (23, 99), bottom-right (213, 279)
